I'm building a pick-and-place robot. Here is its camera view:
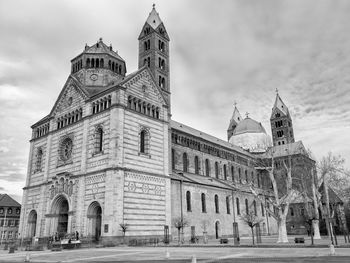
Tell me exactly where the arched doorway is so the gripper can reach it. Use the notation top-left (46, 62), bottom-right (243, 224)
top-left (57, 199), bottom-right (69, 234)
top-left (87, 202), bottom-right (102, 241)
top-left (28, 210), bottom-right (37, 238)
top-left (215, 221), bottom-right (220, 239)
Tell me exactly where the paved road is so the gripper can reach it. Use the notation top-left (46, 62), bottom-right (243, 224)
top-left (1, 246), bottom-right (350, 262)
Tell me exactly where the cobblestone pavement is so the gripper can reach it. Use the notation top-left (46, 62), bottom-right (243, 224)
top-left (0, 246), bottom-right (350, 263)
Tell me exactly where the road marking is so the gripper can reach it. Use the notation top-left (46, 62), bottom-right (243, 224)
top-left (61, 251), bottom-right (144, 262)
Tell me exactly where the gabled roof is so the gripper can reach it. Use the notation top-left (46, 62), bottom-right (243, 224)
top-left (261, 141), bottom-right (307, 158)
top-left (171, 120), bottom-right (253, 157)
top-left (0, 194), bottom-right (21, 207)
top-left (271, 93), bottom-right (289, 119)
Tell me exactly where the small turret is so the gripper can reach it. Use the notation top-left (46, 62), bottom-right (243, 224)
top-left (227, 102), bottom-right (242, 141)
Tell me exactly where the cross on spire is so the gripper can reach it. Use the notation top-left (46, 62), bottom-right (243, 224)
top-left (234, 101), bottom-right (237, 107)
top-left (245, 112), bottom-right (249, 118)
top-left (152, 3), bottom-right (155, 9)
top-left (275, 88), bottom-right (279, 94)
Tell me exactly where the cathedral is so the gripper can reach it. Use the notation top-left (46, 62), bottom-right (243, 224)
top-left (20, 6), bottom-right (315, 244)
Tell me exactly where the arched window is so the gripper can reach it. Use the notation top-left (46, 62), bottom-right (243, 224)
top-left (186, 191), bottom-right (191, 212)
top-left (91, 58), bottom-right (95, 67)
top-left (257, 173), bottom-right (261, 188)
top-left (245, 170), bottom-right (248, 183)
top-left (171, 149), bottom-right (175, 170)
top-left (35, 148), bottom-right (43, 172)
top-left (236, 198), bottom-right (240, 215)
top-left (223, 164), bottom-right (227, 180)
top-left (215, 162), bottom-right (219, 179)
top-left (201, 193), bottom-right (206, 213)
top-left (290, 207), bottom-right (294, 216)
top-left (251, 171), bottom-right (255, 185)
top-left (205, 159), bottom-right (210, 176)
top-left (238, 168), bottom-right (242, 183)
top-left (261, 203), bottom-right (265, 216)
top-left (253, 200), bottom-right (257, 216)
top-left (194, 156), bottom-right (199, 174)
top-left (140, 129), bottom-right (149, 154)
top-left (96, 59), bottom-right (99, 68)
top-left (183, 153), bottom-right (188, 172)
top-left (95, 127), bottom-right (103, 153)
top-left (245, 199), bottom-right (249, 214)
top-left (226, 196), bottom-right (230, 214)
top-left (231, 166), bottom-right (235, 181)
top-left (87, 58), bottom-right (90, 67)
top-left (100, 59), bottom-right (104, 68)
top-left (215, 194), bottom-right (219, 213)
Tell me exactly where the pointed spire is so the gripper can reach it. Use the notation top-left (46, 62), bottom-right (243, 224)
top-left (228, 102), bottom-right (242, 129)
top-left (272, 92), bottom-right (289, 116)
top-left (146, 4), bottom-right (163, 29)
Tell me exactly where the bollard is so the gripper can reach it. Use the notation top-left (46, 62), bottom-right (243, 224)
top-left (24, 252), bottom-right (30, 262)
top-left (165, 247), bottom-right (170, 259)
top-left (191, 255), bottom-right (197, 263)
top-left (329, 244), bottom-right (335, 256)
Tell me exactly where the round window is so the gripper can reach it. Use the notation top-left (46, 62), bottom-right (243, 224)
top-left (60, 138), bottom-right (73, 161)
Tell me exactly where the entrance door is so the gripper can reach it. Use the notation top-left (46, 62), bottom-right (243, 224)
top-left (28, 210), bottom-right (37, 237)
top-left (57, 199), bottom-right (69, 235)
top-left (95, 206), bottom-right (102, 241)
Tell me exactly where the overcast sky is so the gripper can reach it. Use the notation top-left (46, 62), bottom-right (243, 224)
top-left (1, 0), bottom-right (350, 203)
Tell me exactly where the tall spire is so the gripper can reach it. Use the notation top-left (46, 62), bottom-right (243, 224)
top-left (227, 103), bottom-right (242, 141)
top-left (272, 92), bottom-right (289, 117)
top-left (146, 4), bottom-right (163, 29)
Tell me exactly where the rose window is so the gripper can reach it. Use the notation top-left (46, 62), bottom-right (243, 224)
top-left (60, 138), bottom-right (73, 161)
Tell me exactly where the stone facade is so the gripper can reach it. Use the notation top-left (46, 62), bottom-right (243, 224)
top-left (20, 6), bottom-right (284, 244)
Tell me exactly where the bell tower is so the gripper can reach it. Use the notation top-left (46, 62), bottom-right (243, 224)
top-left (138, 5), bottom-right (170, 106)
top-left (270, 91), bottom-right (295, 146)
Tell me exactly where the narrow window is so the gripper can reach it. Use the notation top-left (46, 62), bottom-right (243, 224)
top-left (171, 149), bottom-right (175, 170)
top-left (205, 159), bottom-right (210, 176)
top-left (35, 148), bottom-right (43, 172)
top-left (231, 166), bottom-right (235, 181)
top-left (186, 191), bottom-right (191, 212)
top-left (245, 199), bottom-right (249, 214)
top-left (183, 153), bottom-right (188, 172)
top-left (238, 168), bottom-right (242, 183)
top-left (290, 207), bottom-right (294, 216)
top-left (226, 196), bottom-right (230, 214)
top-left (245, 170), bottom-right (248, 183)
top-left (201, 193), bottom-right (206, 213)
top-left (140, 130), bottom-right (146, 153)
top-left (194, 156), bottom-right (199, 174)
top-left (215, 195), bottom-right (219, 213)
top-left (95, 127), bottom-right (103, 153)
top-left (236, 198), bottom-right (240, 215)
top-left (223, 164), bottom-right (227, 180)
top-left (253, 200), bottom-right (257, 216)
top-left (215, 162), bottom-right (219, 179)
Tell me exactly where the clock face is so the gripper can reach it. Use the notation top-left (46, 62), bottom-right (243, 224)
top-left (90, 74), bottom-right (98, 81)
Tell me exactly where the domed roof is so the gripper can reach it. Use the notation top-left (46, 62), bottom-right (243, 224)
top-left (233, 117), bottom-right (266, 136)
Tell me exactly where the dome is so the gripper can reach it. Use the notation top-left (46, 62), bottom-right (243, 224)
top-left (229, 117), bottom-right (271, 153)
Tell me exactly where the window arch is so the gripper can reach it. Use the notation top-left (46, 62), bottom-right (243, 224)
top-left (238, 168), bottom-right (242, 183)
top-left (35, 148), bottom-right (43, 172)
top-left (215, 162), bottom-right (219, 179)
top-left (226, 196), bottom-right (230, 214)
top-left (183, 153), bottom-right (188, 172)
top-left (186, 191), bottom-right (191, 212)
top-left (236, 198), bottom-right (240, 215)
top-left (201, 193), bottom-right (206, 213)
top-left (139, 129), bottom-right (149, 154)
top-left (245, 199), bottom-right (249, 214)
top-left (205, 159), bottom-right (210, 176)
top-left (215, 194), bottom-right (219, 213)
top-left (194, 156), bottom-right (199, 174)
top-left (231, 166), bottom-right (235, 181)
top-left (95, 127), bottom-right (103, 153)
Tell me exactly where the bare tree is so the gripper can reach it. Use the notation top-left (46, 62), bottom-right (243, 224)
top-left (119, 223), bottom-right (128, 244)
top-left (252, 148), bottom-right (294, 243)
top-left (240, 211), bottom-right (264, 245)
top-left (173, 217), bottom-right (189, 244)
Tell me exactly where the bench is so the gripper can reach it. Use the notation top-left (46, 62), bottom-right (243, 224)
top-left (294, 237), bottom-right (305, 243)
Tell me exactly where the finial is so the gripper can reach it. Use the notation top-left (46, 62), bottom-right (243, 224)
top-left (99, 37), bottom-right (103, 42)
top-left (275, 88), bottom-right (279, 94)
top-left (245, 112), bottom-right (249, 118)
top-left (234, 100), bottom-right (237, 107)
top-left (152, 3), bottom-right (155, 9)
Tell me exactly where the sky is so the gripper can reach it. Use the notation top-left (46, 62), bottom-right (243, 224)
top-left (1, 0), bottom-right (350, 203)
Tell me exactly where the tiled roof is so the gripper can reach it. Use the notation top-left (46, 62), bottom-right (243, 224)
top-left (170, 120), bottom-right (252, 157)
top-left (260, 141), bottom-right (307, 158)
top-left (84, 39), bottom-right (125, 61)
top-left (0, 194), bottom-right (21, 207)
